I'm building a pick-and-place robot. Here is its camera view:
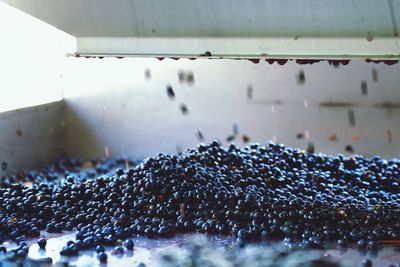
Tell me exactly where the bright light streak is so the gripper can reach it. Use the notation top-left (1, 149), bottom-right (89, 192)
top-left (0, 2), bottom-right (76, 112)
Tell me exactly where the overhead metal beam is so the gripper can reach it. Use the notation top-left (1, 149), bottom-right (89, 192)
top-left (2, 0), bottom-right (400, 59)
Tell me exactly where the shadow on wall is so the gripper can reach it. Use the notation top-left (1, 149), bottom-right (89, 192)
top-left (64, 100), bottom-right (104, 160)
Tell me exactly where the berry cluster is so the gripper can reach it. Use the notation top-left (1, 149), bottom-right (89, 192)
top-left (0, 157), bottom-right (133, 186)
top-left (0, 141), bottom-right (400, 264)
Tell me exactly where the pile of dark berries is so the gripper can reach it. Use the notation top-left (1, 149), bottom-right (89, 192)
top-left (1, 141), bottom-right (400, 261)
top-left (0, 157), bottom-right (133, 186)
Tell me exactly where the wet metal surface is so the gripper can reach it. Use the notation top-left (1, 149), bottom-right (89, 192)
top-left (4, 233), bottom-right (235, 267)
top-left (2, 233), bottom-right (400, 267)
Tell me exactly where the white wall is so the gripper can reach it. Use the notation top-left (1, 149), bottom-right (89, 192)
top-left (1, 1), bottom-right (400, 169)
top-left (63, 58), bottom-right (400, 160)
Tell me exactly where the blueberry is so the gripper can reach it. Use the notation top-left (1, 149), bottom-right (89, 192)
top-left (337, 239), bottom-right (347, 247)
top-left (16, 249), bottom-right (27, 258)
top-left (237, 229), bottom-right (246, 239)
top-left (18, 241), bottom-right (28, 247)
top-left (98, 252), bottom-right (107, 263)
top-left (237, 237), bottom-right (246, 248)
top-left (1, 161), bottom-right (7, 171)
top-left (173, 192), bottom-right (182, 201)
top-left (60, 244), bottom-right (78, 256)
top-left (368, 240), bottom-right (378, 250)
top-left (115, 168), bottom-right (124, 176)
top-left (298, 70), bottom-right (305, 84)
top-left (362, 258), bottom-right (373, 267)
top-left (112, 245), bottom-right (125, 254)
top-left (37, 238), bottom-right (47, 249)
top-left (357, 239), bottom-right (367, 250)
top-left (158, 226), bottom-right (169, 237)
top-left (20, 245), bottom-right (29, 253)
top-left (123, 239), bottom-right (134, 250)
top-left (180, 104), bottom-right (189, 115)
top-left (96, 245), bottom-right (105, 253)
top-left (166, 85), bottom-right (175, 99)
top-left (6, 251), bottom-right (17, 261)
